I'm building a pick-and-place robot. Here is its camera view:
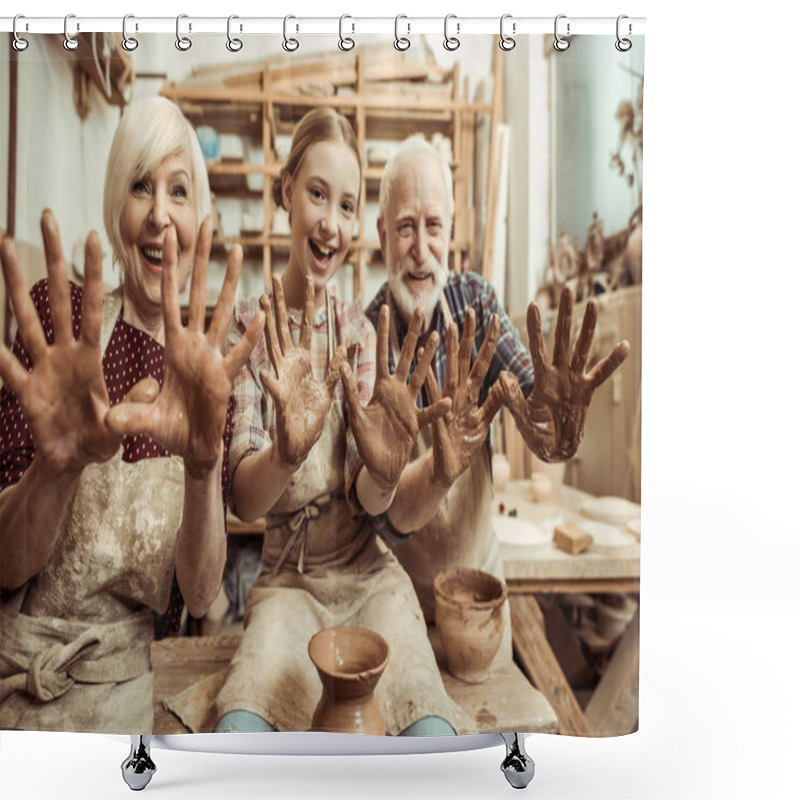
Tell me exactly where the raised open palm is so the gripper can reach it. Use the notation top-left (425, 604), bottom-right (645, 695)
top-left (105, 219), bottom-right (263, 478)
top-left (341, 305), bottom-right (450, 491)
top-left (258, 274), bottom-right (345, 468)
top-left (0, 211), bottom-right (137, 476)
top-left (425, 309), bottom-right (506, 487)
top-left (501, 287), bottom-right (630, 462)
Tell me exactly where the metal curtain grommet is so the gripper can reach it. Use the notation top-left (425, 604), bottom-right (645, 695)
top-left (12, 15), bottom-right (29, 51)
top-left (443, 14), bottom-right (460, 51)
top-left (338, 15), bottom-right (355, 51)
top-left (283, 15), bottom-right (299, 52)
top-left (63, 14), bottom-right (79, 51)
top-left (553, 14), bottom-right (570, 51)
top-left (499, 14), bottom-right (515, 51)
top-left (176, 14), bottom-right (192, 51)
top-left (615, 15), bottom-right (632, 51)
top-left (394, 15), bottom-right (410, 51)
top-left (227, 15), bottom-right (243, 52)
top-left (122, 15), bottom-right (139, 51)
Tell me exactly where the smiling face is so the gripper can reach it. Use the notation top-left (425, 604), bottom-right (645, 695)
top-left (379, 154), bottom-right (450, 330)
top-left (283, 139), bottom-right (360, 301)
top-left (120, 151), bottom-right (198, 322)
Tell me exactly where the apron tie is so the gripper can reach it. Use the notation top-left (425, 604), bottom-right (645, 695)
top-left (0, 628), bottom-right (101, 704)
top-left (272, 494), bottom-right (332, 575)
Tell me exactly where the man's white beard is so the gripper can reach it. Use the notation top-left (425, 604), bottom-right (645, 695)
top-left (388, 254), bottom-right (448, 331)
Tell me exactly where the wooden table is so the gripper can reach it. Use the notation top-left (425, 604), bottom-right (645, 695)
top-left (496, 481), bottom-right (640, 737)
top-left (152, 627), bottom-right (557, 736)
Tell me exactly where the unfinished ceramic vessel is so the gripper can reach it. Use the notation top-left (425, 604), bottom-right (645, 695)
top-left (433, 568), bottom-right (507, 684)
top-left (308, 626), bottom-right (390, 735)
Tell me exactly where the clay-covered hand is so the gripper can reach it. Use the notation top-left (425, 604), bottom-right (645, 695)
top-left (341, 305), bottom-right (451, 492)
top-left (500, 287), bottom-right (630, 462)
top-left (258, 274), bottom-right (346, 468)
top-left (106, 218), bottom-right (264, 478)
top-left (424, 309), bottom-right (506, 488)
top-left (0, 211), bottom-right (138, 476)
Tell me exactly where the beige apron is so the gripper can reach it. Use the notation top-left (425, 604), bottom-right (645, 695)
top-left (388, 296), bottom-right (512, 661)
top-left (171, 291), bottom-right (464, 735)
top-left (0, 289), bottom-right (186, 732)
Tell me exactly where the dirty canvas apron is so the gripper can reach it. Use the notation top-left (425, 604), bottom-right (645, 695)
top-left (0, 289), bottom-right (186, 732)
top-left (388, 297), bottom-right (512, 661)
top-left (209, 292), bottom-right (463, 734)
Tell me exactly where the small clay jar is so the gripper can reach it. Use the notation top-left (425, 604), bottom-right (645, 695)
top-left (433, 568), bottom-right (508, 684)
top-left (492, 453), bottom-right (511, 492)
top-left (529, 472), bottom-right (553, 503)
top-left (308, 626), bottom-right (389, 735)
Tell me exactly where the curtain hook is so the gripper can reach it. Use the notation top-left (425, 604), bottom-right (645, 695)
top-left (444, 14), bottom-right (460, 51)
top-left (339, 15), bottom-right (355, 51)
top-left (283, 15), bottom-right (299, 52)
top-left (122, 15), bottom-right (139, 52)
top-left (176, 14), bottom-right (192, 51)
top-left (63, 13), bottom-right (79, 51)
top-left (12, 15), bottom-right (29, 52)
top-left (227, 15), bottom-right (243, 52)
top-left (554, 14), bottom-right (570, 51)
top-left (394, 15), bottom-right (411, 51)
top-left (615, 15), bottom-right (632, 52)
top-left (499, 14), bottom-right (515, 51)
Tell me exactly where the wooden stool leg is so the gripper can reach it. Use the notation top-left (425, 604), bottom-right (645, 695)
top-left (499, 732), bottom-right (535, 789)
top-left (121, 735), bottom-right (156, 791)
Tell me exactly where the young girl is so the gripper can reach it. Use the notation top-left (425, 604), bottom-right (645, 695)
top-left (213, 108), bottom-right (461, 736)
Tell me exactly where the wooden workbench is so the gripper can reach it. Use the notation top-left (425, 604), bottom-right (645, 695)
top-left (152, 626), bottom-right (557, 736)
top-left (497, 481), bottom-right (640, 737)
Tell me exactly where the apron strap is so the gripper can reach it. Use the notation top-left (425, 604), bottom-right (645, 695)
top-left (100, 287), bottom-right (123, 358)
top-left (270, 493), bottom-right (338, 575)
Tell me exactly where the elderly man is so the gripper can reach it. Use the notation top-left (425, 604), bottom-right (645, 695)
top-left (363, 136), bottom-right (630, 657)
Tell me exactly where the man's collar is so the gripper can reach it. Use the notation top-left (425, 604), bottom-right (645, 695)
top-left (387, 290), bottom-right (447, 345)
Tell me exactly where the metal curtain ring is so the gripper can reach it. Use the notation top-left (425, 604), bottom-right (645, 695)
top-left (122, 15), bottom-right (139, 52)
top-left (63, 14), bottom-right (79, 51)
top-left (553, 14), bottom-right (570, 51)
top-left (12, 15), bottom-right (29, 51)
top-left (227, 15), bottom-right (243, 52)
top-left (176, 14), bottom-right (192, 51)
top-left (615, 15), bottom-right (632, 51)
top-left (394, 15), bottom-right (410, 51)
top-left (443, 14), bottom-right (460, 51)
top-left (283, 15), bottom-right (299, 52)
top-left (338, 15), bottom-right (355, 51)
top-left (499, 14), bottom-right (515, 51)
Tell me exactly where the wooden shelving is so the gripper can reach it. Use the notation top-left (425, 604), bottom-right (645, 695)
top-left (162, 46), bottom-right (502, 301)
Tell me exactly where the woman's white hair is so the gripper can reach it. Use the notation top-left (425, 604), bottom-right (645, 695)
top-left (378, 136), bottom-right (454, 231)
top-left (103, 96), bottom-right (211, 271)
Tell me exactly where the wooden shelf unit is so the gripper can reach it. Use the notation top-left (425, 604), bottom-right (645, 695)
top-left (161, 47), bottom-right (502, 302)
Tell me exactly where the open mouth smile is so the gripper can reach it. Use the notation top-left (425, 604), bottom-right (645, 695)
top-left (309, 238), bottom-right (338, 272)
top-left (140, 246), bottom-right (164, 273)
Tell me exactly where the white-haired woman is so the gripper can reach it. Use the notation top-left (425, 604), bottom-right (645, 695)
top-left (0, 97), bottom-right (262, 732)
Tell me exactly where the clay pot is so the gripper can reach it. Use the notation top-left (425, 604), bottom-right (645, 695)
top-left (308, 626), bottom-right (389, 735)
top-left (433, 568), bottom-right (507, 684)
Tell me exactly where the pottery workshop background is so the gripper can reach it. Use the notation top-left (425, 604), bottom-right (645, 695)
top-left (1, 31), bottom-right (643, 737)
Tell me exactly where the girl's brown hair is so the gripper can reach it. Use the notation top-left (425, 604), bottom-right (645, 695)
top-left (272, 107), bottom-right (362, 209)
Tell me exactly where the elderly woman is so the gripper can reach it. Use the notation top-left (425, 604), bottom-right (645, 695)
top-left (0, 97), bottom-right (262, 733)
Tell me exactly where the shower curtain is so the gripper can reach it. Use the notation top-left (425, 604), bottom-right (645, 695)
top-left (0, 25), bottom-right (643, 738)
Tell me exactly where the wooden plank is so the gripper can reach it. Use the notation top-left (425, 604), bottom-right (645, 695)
top-left (356, 51), bottom-right (367, 302)
top-left (152, 628), bottom-right (557, 736)
top-left (585, 607), bottom-right (639, 735)
top-left (509, 594), bottom-right (591, 735)
top-left (508, 578), bottom-right (641, 595)
top-left (262, 67), bottom-right (273, 289)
